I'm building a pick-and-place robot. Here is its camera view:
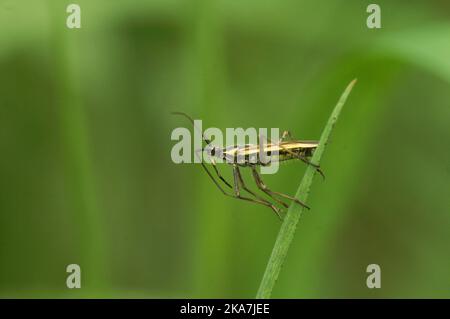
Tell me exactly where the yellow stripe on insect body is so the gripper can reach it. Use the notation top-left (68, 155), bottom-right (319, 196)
top-left (223, 141), bottom-right (318, 156)
top-left (222, 140), bottom-right (318, 165)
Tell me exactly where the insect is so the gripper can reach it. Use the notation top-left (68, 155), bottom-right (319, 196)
top-left (172, 112), bottom-right (323, 219)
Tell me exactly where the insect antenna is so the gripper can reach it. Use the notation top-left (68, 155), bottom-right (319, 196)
top-left (171, 111), bottom-right (211, 145)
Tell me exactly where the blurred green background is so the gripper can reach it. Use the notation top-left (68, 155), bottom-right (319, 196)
top-left (0, 0), bottom-right (449, 298)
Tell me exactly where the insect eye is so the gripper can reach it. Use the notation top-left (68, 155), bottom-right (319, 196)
top-left (210, 148), bottom-right (216, 156)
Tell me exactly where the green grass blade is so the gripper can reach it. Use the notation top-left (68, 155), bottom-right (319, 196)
top-left (256, 79), bottom-right (357, 298)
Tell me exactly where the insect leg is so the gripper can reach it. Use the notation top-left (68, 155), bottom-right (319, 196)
top-left (192, 147), bottom-right (234, 196)
top-left (210, 157), bottom-right (232, 188)
top-left (235, 166), bottom-right (283, 209)
top-left (280, 130), bottom-right (293, 142)
top-left (232, 165), bottom-right (283, 220)
top-left (293, 153), bottom-right (325, 180)
top-left (251, 166), bottom-right (310, 209)
top-left (192, 150), bottom-right (282, 219)
top-left (195, 149), bottom-right (232, 188)
top-left (248, 166), bottom-right (290, 209)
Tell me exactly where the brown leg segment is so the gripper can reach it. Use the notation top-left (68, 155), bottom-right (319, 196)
top-left (232, 165), bottom-right (283, 219)
top-left (210, 157), bottom-right (232, 188)
top-left (251, 166), bottom-right (310, 210)
top-left (235, 166), bottom-right (284, 215)
top-left (280, 130), bottom-right (292, 142)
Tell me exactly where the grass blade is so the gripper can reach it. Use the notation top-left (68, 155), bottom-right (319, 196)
top-left (256, 79), bottom-right (357, 298)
